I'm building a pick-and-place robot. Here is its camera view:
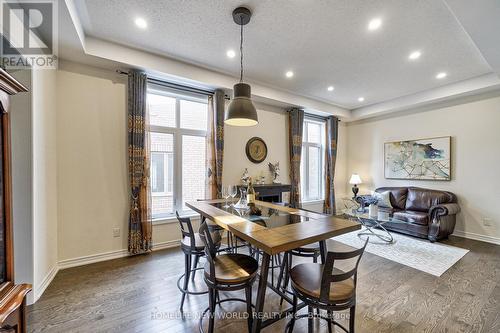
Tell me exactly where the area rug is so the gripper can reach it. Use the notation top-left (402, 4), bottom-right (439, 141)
top-left (331, 228), bottom-right (469, 277)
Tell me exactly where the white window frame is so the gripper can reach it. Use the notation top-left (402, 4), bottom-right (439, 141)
top-left (151, 152), bottom-right (173, 196)
top-left (301, 117), bottom-right (326, 202)
top-left (147, 86), bottom-right (208, 220)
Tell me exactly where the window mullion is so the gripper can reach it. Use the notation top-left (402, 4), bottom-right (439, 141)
top-left (175, 98), bottom-right (182, 213)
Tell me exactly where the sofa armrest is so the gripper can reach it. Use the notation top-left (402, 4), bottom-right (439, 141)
top-left (429, 203), bottom-right (460, 221)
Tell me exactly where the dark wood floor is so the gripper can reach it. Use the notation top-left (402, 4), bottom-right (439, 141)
top-left (27, 236), bottom-right (500, 333)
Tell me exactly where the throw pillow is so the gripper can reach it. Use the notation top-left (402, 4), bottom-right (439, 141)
top-left (373, 191), bottom-right (393, 208)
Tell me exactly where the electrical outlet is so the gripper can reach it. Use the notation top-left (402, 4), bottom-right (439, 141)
top-left (113, 228), bottom-right (121, 237)
top-left (482, 217), bottom-right (493, 227)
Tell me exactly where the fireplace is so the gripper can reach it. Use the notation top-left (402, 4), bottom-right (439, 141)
top-left (238, 184), bottom-right (291, 203)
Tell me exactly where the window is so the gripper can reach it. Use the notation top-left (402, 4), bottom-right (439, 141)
top-left (148, 86), bottom-right (208, 219)
top-left (301, 118), bottom-right (326, 202)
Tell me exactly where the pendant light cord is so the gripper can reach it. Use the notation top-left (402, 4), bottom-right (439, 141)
top-left (240, 16), bottom-right (244, 83)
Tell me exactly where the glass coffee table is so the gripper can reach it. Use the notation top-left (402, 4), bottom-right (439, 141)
top-left (339, 198), bottom-right (406, 243)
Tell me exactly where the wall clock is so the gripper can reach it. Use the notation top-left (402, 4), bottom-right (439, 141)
top-left (245, 137), bottom-right (267, 163)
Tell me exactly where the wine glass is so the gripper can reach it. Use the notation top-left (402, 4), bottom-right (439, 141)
top-left (228, 185), bottom-right (238, 205)
top-left (222, 186), bottom-right (230, 208)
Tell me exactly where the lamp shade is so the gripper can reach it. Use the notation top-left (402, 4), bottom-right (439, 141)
top-left (225, 83), bottom-right (258, 126)
top-left (349, 173), bottom-right (362, 185)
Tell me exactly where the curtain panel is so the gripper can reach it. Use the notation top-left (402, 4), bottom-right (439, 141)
top-left (206, 89), bottom-right (225, 199)
top-left (127, 70), bottom-right (152, 254)
top-left (323, 116), bottom-right (339, 214)
top-left (288, 108), bottom-right (304, 208)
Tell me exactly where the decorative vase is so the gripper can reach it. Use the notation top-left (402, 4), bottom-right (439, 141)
top-left (369, 204), bottom-right (378, 218)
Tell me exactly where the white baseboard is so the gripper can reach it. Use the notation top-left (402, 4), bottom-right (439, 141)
top-left (33, 239), bottom-right (183, 303)
top-left (58, 239), bottom-right (182, 270)
top-left (33, 265), bottom-right (59, 303)
top-left (152, 239), bottom-right (181, 251)
top-left (58, 248), bottom-right (130, 270)
top-left (452, 230), bottom-right (500, 245)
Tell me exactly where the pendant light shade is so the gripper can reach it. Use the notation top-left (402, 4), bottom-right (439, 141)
top-left (224, 7), bottom-right (258, 126)
top-left (225, 83), bottom-right (258, 126)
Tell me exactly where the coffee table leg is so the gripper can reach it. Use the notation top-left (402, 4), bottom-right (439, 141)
top-left (252, 253), bottom-right (270, 333)
top-left (358, 221), bottom-right (394, 243)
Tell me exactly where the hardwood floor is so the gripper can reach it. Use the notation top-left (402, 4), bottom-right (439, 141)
top-left (27, 236), bottom-right (500, 333)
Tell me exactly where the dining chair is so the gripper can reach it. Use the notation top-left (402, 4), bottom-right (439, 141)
top-left (277, 242), bottom-right (321, 305)
top-left (286, 238), bottom-right (368, 333)
top-left (198, 221), bottom-right (258, 333)
top-left (176, 212), bottom-right (222, 313)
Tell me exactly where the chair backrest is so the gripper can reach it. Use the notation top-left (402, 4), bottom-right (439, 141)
top-left (198, 221), bottom-right (217, 280)
top-left (319, 239), bottom-right (368, 303)
top-left (176, 211), bottom-right (196, 249)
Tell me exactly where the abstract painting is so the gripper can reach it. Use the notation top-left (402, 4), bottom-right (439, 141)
top-left (385, 136), bottom-right (451, 180)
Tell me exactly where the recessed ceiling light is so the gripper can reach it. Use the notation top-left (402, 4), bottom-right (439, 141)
top-left (358, 97), bottom-right (365, 102)
top-left (134, 17), bottom-right (147, 29)
top-left (285, 71), bottom-right (294, 78)
top-left (327, 86), bottom-right (334, 92)
top-left (368, 18), bottom-right (382, 31)
top-left (408, 50), bottom-right (421, 60)
top-left (436, 72), bottom-right (447, 79)
top-left (226, 49), bottom-right (236, 58)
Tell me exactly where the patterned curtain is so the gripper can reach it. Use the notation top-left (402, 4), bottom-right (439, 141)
top-left (323, 116), bottom-right (339, 214)
top-left (288, 108), bottom-right (304, 208)
top-left (206, 89), bottom-right (225, 199)
top-left (127, 70), bottom-right (152, 254)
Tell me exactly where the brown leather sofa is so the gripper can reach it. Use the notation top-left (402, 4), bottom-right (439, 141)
top-left (366, 187), bottom-right (460, 242)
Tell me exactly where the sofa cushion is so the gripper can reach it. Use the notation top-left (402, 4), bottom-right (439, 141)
top-left (393, 210), bottom-right (429, 226)
top-left (373, 191), bottom-right (392, 208)
top-left (375, 187), bottom-right (408, 210)
top-left (405, 187), bottom-right (456, 212)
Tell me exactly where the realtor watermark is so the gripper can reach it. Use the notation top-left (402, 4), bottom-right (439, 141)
top-left (150, 308), bottom-right (351, 321)
top-left (1, 0), bottom-right (58, 69)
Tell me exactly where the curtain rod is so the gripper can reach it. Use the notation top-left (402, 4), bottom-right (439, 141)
top-left (117, 70), bottom-right (230, 99)
top-left (304, 112), bottom-right (341, 122)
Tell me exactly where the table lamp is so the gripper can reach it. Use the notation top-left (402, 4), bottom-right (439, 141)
top-left (349, 174), bottom-right (362, 198)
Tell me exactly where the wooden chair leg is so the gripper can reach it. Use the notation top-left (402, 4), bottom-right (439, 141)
top-left (245, 286), bottom-right (253, 332)
top-left (308, 305), bottom-right (314, 333)
top-left (191, 254), bottom-right (200, 281)
top-left (350, 305), bottom-right (356, 333)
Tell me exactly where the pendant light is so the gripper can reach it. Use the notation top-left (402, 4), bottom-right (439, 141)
top-left (225, 7), bottom-right (258, 126)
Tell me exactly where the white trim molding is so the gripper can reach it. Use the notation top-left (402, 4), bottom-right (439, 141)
top-left (452, 230), bottom-right (500, 245)
top-left (33, 265), bottom-right (59, 303)
top-left (58, 239), bottom-right (182, 270)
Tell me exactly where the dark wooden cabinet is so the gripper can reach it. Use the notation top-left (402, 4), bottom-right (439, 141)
top-left (0, 68), bottom-right (31, 333)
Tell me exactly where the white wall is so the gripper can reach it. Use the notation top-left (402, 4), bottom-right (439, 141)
top-left (32, 68), bottom-right (58, 301)
top-left (9, 69), bottom-right (34, 304)
top-left (346, 96), bottom-right (500, 243)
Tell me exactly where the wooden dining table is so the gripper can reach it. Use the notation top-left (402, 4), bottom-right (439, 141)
top-left (186, 199), bottom-right (361, 333)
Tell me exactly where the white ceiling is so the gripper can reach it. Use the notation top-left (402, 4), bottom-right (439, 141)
top-left (73, 0), bottom-right (494, 109)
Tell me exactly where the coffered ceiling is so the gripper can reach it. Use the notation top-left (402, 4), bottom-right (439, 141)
top-left (54, 0), bottom-right (500, 118)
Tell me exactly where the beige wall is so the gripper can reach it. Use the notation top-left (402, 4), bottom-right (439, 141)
top-left (346, 96), bottom-right (500, 243)
top-left (56, 62), bottom-right (132, 261)
top-left (32, 68), bottom-right (58, 299)
top-left (223, 107), bottom-right (290, 187)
